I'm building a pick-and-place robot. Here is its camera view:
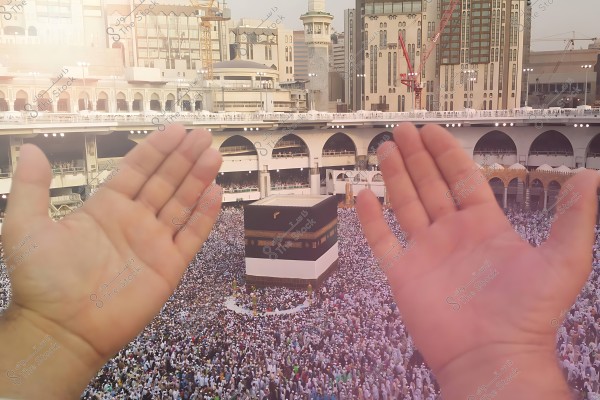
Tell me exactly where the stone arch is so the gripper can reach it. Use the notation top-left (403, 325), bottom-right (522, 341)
top-left (528, 130), bottom-right (574, 167)
top-left (150, 93), bottom-right (161, 111)
top-left (547, 180), bottom-right (562, 209)
top-left (78, 90), bottom-right (92, 111)
top-left (0, 90), bottom-right (8, 111)
top-left (335, 172), bottom-right (352, 182)
top-left (165, 93), bottom-right (177, 111)
top-left (180, 94), bottom-right (192, 112)
top-left (585, 133), bottom-right (600, 169)
top-left (322, 132), bottom-right (357, 156)
top-left (473, 130), bottom-right (517, 166)
top-left (273, 134), bottom-right (309, 158)
top-left (219, 135), bottom-right (258, 156)
top-left (488, 177), bottom-right (504, 206)
top-left (132, 92), bottom-right (144, 111)
top-left (529, 178), bottom-right (545, 211)
top-left (368, 131), bottom-right (393, 154)
top-left (57, 90), bottom-right (71, 112)
top-left (353, 171), bottom-right (368, 182)
top-left (96, 91), bottom-right (109, 112)
top-left (14, 90), bottom-right (28, 111)
top-left (116, 92), bottom-right (128, 111)
top-left (506, 177), bottom-right (520, 209)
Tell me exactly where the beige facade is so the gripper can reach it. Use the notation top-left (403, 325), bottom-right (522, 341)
top-left (228, 19), bottom-right (295, 83)
top-left (355, 0), bottom-right (529, 112)
top-left (0, 0), bottom-right (304, 115)
top-left (526, 47), bottom-right (599, 108)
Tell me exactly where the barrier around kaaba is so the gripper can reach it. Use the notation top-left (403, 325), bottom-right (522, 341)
top-left (244, 195), bottom-right (339, 288)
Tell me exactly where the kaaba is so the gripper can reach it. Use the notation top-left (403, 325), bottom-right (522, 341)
top-left (244, 195), bottom-right (339, 288)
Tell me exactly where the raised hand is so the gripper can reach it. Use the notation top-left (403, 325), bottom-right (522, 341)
top-left (0, 125), bottom-right (222, 399)
top-left (356, 123), bottom-right (598, 400)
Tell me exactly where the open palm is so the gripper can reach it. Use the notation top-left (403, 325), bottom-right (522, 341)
top-left (1, 125), bottom-right (222, 398)
top-left (356, 123), bottom-right (599, 398)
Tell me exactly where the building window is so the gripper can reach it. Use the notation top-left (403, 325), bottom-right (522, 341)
top-left (388, 52), bottom-right (392, 86)
top-left (393, 52), bottom-right (397, 86)
top-left (484, 64), bottom-right (488, 90)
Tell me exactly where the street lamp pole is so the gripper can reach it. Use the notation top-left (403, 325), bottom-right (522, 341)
top-left (523, 68), bottom-right (533, 107)
top-left (78, 61), bottom-right (90, 111)
top-left (256, 72), bottom-right (266, 112)
top-left (196, 69), bottom-right (208, 111)
top-left (582, 64), bottom-right (593, 106)
top-left (29, 72), bottom-right (39, 108)
top-left (356, 73), bottom-right (365, 111)
top-left (109, 75), bottom-right (118, 112)
top-left (408, 72), bottom-right (418, 111)
top-left (177, 78), bottom-right (185, 111)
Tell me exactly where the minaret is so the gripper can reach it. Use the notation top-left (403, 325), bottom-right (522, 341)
top-left (300, 0), bottom-right (333, 111)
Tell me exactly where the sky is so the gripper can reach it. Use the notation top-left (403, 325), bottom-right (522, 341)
top-left (223, 0), bottom-right (598, 51)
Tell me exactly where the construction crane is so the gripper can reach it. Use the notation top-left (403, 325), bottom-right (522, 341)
top-left (398, 0), bottom-right (460, 110)
top-left (533, 35), bottom-right (597, 85)
top-left (188, 0), bottom-right (231, 79)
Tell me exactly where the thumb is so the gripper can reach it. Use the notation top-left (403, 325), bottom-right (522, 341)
top-left (540, 170), bottom-right (600, 276)
top-left (4, 144), bottom-right (52, 231)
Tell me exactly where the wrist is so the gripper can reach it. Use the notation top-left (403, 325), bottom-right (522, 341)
top-left (0, 305), bottom-right (104, 399)
top-left (436, 344), bottom-right (571, 400)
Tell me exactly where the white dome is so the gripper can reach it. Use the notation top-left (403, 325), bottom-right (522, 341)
top-left (536, 164), bottom-right (553, 172)
top-left (554, 165), bottom-right (572, 173)
top-left (508, 163), bottom-right (526, 170)
top-left (489, 163), bottom-right (504, 170)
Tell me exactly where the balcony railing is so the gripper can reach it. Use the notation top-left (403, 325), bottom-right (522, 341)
top-left (222, 186), bottom-right (259, 193)
top-left (272, 152), bottom-right (308, 158)
top-left (2, 107), bottom-right (598, 126)
top-left (474, 149), bottom-right (517, 155)
top-left (323, 150), bottom-right (356, 156)
top-left (528, 151), bottom-right (573, 156)
top-left (220, 146), bottom-right (256, 154)
top-left (271, 184), bottom-right (310, 190)
top-left (52, 166), bottom-right (85, 175)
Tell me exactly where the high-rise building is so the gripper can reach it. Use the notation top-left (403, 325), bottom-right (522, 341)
top-left (105, 0), bottom-right (226, 75)
top-left (330, 33), bottom-right (346, 104)
top-left (228, 18), bottom-right (295, 83)
top-left (293, 31), bottom-right (310, 81)
top-left (353, 0), bottom-right (529, 111)
top-left (344, 9), bottom-right (357, 110)
top-left (300, 0), bottom-right (334, 111)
